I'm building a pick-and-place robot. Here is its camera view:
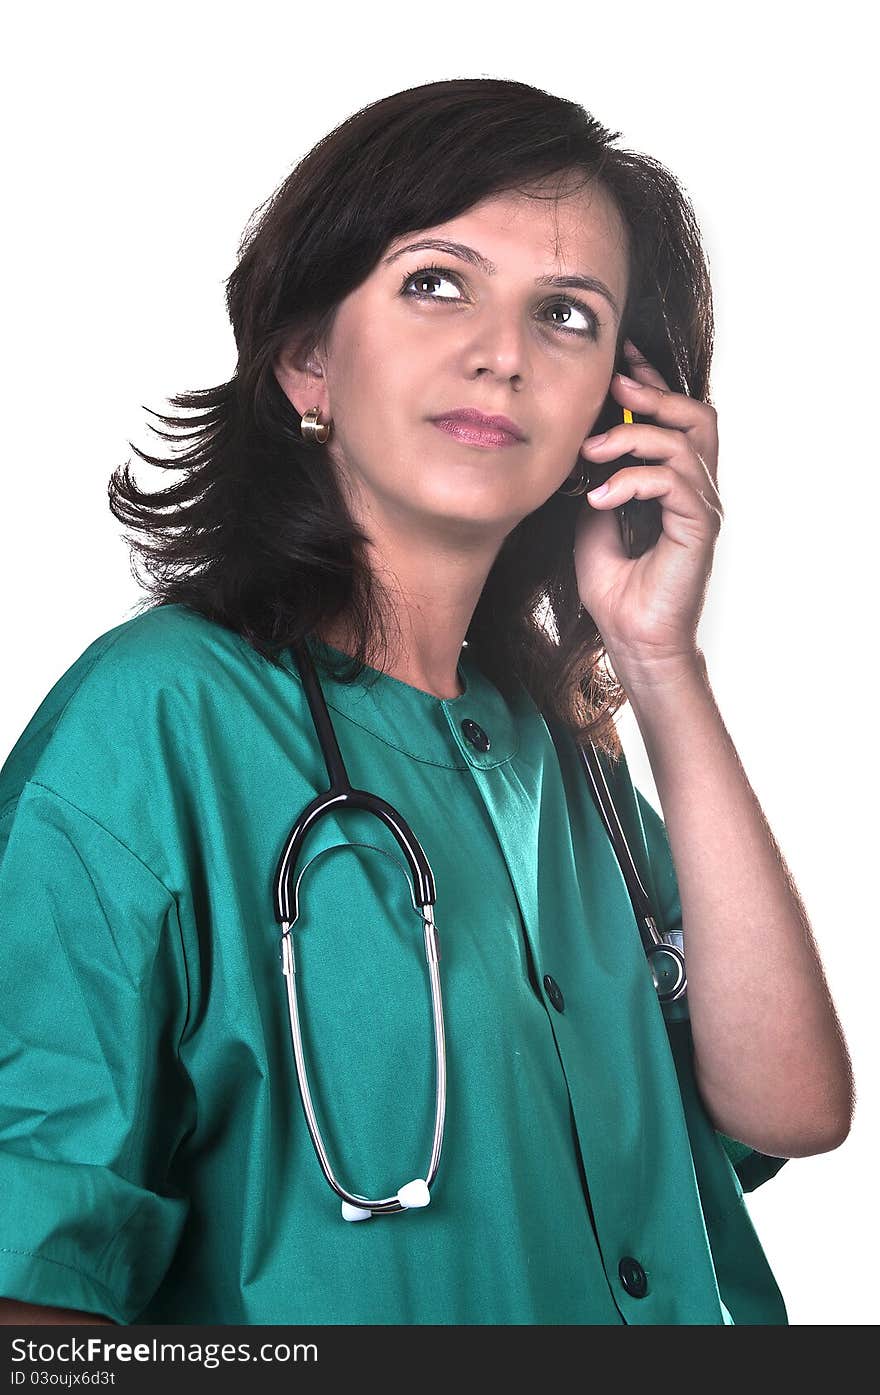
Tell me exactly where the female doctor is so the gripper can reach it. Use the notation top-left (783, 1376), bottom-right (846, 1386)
top-left (0, 77), bottom-right (854, 1326)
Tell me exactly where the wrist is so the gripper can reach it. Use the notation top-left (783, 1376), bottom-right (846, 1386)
top-left (614, 649), bottom-right (720, 766)
top-left (610, 646), bottom-right (709, 698)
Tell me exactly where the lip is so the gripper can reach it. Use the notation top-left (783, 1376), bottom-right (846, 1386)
top-left (429, 407), bottom-right (527, 445)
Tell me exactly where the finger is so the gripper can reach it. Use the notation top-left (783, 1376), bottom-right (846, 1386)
top-left (582, 422), bottom-right (722, 511)
top-left (585, 463), bottom-right (724, 541)
top-left (602, 376), bottom-right (719, 496)
top-left (623, 339), bottom-right (672, 390)
top-left (620, 342), bottom-right (719, 485)
top-left (609, 370), bottom-right (718, 445)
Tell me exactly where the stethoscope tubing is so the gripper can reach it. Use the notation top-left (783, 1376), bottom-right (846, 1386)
top-left (280, 909), bottom-right (446, 1213)
top-left (563, 731), bottom-right (687, 1004)
top-left (275, 636), bottom-right (446, 1216)
top-left (274, 634), bottom-right (686, 1219)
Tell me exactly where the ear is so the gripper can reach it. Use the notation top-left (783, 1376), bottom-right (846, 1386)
top-left (273, 334), bottom-right (329, 420)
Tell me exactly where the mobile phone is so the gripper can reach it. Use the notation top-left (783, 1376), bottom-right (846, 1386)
top-left (582, 350), bottom-right (663, 559)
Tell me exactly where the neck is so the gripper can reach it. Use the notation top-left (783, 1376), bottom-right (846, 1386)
top-left (317, 612), bottom-right (469, 701)
top-left (317, 549), bottom-right (502, 701)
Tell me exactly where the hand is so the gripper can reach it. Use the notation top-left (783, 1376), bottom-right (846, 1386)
top-left (572, 339), bottom-right (722, 677)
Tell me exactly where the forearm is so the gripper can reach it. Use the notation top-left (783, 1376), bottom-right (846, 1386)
top-left (618, 649), bottom-right (854, 1158)
top-left (0, 1297), bottom-right (116, 1324)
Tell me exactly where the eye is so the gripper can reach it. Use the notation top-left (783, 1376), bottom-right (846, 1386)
top-left (400, 265), bottom-right (463, 300)
top-left (544, 299), bottom-right (601, 338)
top-left (399, 263), bottom-right (601, 340)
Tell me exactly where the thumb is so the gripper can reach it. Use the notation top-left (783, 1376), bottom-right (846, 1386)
top-left (574, 496), bottom-right (622, 566)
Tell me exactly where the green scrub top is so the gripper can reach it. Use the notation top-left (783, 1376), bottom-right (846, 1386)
top-left (0, 602), bottom-right (789, 1325)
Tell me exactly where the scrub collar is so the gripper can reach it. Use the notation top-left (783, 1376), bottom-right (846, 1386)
top-left (278, 635), bottom-right (540, 772)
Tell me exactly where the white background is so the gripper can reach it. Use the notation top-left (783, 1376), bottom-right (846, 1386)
top-left (1, 0), bottom-right (875, 1325)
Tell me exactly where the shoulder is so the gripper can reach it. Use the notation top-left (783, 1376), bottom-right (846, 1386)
top-left (55, 602), bottom-right (256, 692)
top-left (0, 603), bottom-right (277, 827)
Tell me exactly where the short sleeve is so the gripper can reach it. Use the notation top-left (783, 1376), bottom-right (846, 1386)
top-left (0, 781), bottom-right (194, 1323)
top-left (634, 784), bottom-right (789, 1194)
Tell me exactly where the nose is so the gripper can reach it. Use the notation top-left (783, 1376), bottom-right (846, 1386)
top-left (462, 303), bottom-right (528, 384)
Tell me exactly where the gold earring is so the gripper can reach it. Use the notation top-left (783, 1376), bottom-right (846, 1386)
top-left (556, 462), bottom-right (588, 497)
top-left (300, 406), bottom-right (332, 444)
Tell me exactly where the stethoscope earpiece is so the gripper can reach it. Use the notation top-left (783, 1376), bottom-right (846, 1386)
top-left (341, 1201), bottom-right (373, 1223)
top-left (340, 1179), bottom-right (431, 1223)
top-left (397, 1178), bottom-right (431, 1209)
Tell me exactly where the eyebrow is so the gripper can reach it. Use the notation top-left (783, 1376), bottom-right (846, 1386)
top-left (382, 238), bottom-right (621, 321)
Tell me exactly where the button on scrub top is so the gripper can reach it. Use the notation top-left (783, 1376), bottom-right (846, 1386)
top-left (0, 603), bottom-right (789, 1325)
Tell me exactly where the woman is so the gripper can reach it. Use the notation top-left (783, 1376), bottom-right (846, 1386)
top-left (0, 77), bottom-right (854, 1326)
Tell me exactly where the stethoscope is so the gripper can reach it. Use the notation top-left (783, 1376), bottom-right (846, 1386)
top-left (273, 636), bottom-right (687, 1222)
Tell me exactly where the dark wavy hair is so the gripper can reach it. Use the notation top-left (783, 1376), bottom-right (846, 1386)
top-left (109, 76), bottom-right (714, 760)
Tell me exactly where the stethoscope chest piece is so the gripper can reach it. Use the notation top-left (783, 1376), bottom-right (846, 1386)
top-left (646, 942), bottom-right (687, 1003)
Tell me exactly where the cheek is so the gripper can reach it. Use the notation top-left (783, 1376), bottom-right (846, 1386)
top-left (549, 378), bottom-right (610, 448)
top-left (333, 320), bottom-right (417, 416)
top-left (579, 365), bottom-right (616, 421)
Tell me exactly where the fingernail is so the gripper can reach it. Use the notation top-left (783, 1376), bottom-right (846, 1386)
top-left (587, 482), bottom-right (610, 499)
top-left (616, 372), bottom-right (642, 389)
top-left (584, 432), bottom-right (608, 449)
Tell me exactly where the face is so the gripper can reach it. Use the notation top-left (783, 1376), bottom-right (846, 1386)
top-left (275, 181), bottom-right (630, 541)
